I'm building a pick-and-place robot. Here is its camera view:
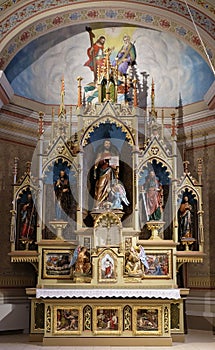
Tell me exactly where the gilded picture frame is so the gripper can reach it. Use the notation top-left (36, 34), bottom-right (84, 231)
top-left (43, 249), bottom-right (72, 279)
top-left (93, 306), bottom-right (122, 335)
top-left (98, 250), bottom-right (117, 283)
top-left (133, 306), bottom-right (162, 335)
top-left (53, 306), bottom-right (82, 335)
top-left (144, 250), bottom-right (172, 278)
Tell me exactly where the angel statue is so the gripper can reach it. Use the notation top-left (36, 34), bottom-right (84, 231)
top-left (69, 246), bottom-right (91, 275)
top-left (109, 180), bottom-right (130, 210)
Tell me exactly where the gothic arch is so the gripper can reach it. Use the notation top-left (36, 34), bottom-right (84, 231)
top-left (81, 115), bottom-right (135, 147)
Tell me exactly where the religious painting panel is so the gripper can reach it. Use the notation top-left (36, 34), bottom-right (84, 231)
top-left (53, 306), bottom-right (82, 334)
top-left (98, 250), bottom-right (117, 283)
top-left (133, 306), bottom-right (162, 335)
top-left (144, 250), bottom-right (172, 278)
top-left (42, 249), bottom-right (72, 279)
top-left (93, 306), bottom-right (122, 335)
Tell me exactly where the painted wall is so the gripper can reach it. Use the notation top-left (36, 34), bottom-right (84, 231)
top-left (5, 26), bottom-right (214, 107)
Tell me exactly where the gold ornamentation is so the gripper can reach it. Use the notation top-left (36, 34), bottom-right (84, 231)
top-left (164, 306), bottom-right (169, 333)
top-left (56, 144), bottom-right (65, 154)
top-left (83, 305), bottom-right (92, 331)
top-left (123, 305), bottom-right (132, 331)
top-left (94, 211), bottom-right (121, 228)
top-left (151, 146), bottom-right (159, 155)
top-left (46, 305), bottom-right (51, 333)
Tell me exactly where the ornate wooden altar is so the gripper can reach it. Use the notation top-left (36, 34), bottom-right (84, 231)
top-left (9, 45), bottom-right (205, 346)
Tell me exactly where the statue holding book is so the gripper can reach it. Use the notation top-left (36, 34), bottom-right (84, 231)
top-left (93, 139), bottom-right (129, 210)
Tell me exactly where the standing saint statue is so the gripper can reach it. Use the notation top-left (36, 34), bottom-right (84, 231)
top-left (178, 195), bottom-right (192, 239)
top-left (93, 139), bottom-right (129, 210)
top-left (143, 170), bottom-right (163, 221)
top-left (54, 170), bottom-right (72, 220)
top-left (93, 139), bottom-right (118, 209)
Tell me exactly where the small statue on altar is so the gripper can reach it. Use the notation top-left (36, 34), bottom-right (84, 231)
top-left (109, 181), bottom-right (130, 210)
top-left (20, 192), bottom-right (37, 239)
top-left (70, 246), bottom-right (91, 275)
top-left (94, 139), bottom-right (118, 208)
top-left (53, 170), bottom-right (72, 220)
top-left (125, 245), bottom-right (148, 276)
top-left (178, 195), bottom-right (192, 238)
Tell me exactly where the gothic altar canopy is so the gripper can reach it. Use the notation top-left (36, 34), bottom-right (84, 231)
top-left (8, 27), bottom-right (205, 346)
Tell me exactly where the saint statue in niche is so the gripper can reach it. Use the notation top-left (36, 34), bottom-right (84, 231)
top-left (93, 139), bottom-right (129, 210)
top-left (53, 169), bottom-right (72, 220)
top-left (142, 170), bottom-right (163, 221)
top-left (178, 195), bottom-right (192, 239)
top-left (20, 192), bottom-right (37, 239)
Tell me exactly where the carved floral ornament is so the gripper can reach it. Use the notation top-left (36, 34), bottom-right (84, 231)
top-left (56, 144), bottom-right (65, 154)
top-left (150, 146), bottom-right (159, 155)
top-left (94, 212), bottom-right (122, 229)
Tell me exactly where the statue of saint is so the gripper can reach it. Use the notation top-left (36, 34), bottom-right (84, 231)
top-left (93, 139), bottom-right (129, 210)
top-left (54, 170), bottom-right (72, 220)
top-left (178, 196), bottom-right (192, 238)
top-left (20, 193), bottom-right (37, 239)
top-left (142, 170), bottom-right (163, 221)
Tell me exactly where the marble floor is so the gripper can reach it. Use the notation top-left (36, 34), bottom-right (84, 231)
top-left (0, 330), bottom-right (214, 350)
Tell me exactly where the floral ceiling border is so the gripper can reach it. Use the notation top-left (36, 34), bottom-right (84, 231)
top-left (1, 1), bottom-right (214, 40)
top-left (0, 2), bottom-right (214, 70)
top-left (0, 0), bottom-right (215, 16)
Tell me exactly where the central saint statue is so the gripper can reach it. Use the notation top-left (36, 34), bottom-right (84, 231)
top-left (93, 139), bottom-right (129, 210)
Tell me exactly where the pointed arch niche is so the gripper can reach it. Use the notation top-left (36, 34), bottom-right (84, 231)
top-left (81, 117), bottom-right (134, 227)
top-left (138, 159), bottom-right (172, 240)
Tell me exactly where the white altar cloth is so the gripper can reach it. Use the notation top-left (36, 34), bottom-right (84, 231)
top-left (36, 288), bottom-right (180, 299)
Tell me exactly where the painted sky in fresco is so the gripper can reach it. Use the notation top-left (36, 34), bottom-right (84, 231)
top-left (8, 26), bottom-right (214, 107)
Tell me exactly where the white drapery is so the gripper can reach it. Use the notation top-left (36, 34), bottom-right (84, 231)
top-left (36, 288), bottom-right (180, 299)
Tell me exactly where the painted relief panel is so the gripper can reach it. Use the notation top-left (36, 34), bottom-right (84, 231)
top-left (43, 249), bottom-right (72, 279)
top-left (144, 250), bottom-right (172, 278)
top-left (93, 307), bottom-right (122, 335)
top-left (53, 306), bottom-right (82, 334)
top-left (133, 306), bottom-right (162, 335)
top-left (98, 251), bottom-right (117, 283)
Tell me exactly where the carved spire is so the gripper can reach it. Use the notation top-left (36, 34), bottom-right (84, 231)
top-left (25, 161), bottom-right (31, 174)
top-left (151, 78), bottom-right (156, 117)
top-left (197, 158), bottom-right (203, 184)
top-left (58, 76), bottom-right (66, 118)
top-left (149, 78), bottom-right (158, 119)
top-left (171, 112), bottom-right (176, 137)
top-left (13, 157), bottom-right (19, 184)
top-left (133, 79), bottom-right (138, 107)
top-left (183, 160), bottom-right (190, 174)
top-left (77, 76), bottom-right (83, 107)
top-left (38, 111), bottom-right (44, 136)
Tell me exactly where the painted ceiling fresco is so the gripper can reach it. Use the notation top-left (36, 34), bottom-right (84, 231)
top-left (5, 26), bottom-right (214, 107)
